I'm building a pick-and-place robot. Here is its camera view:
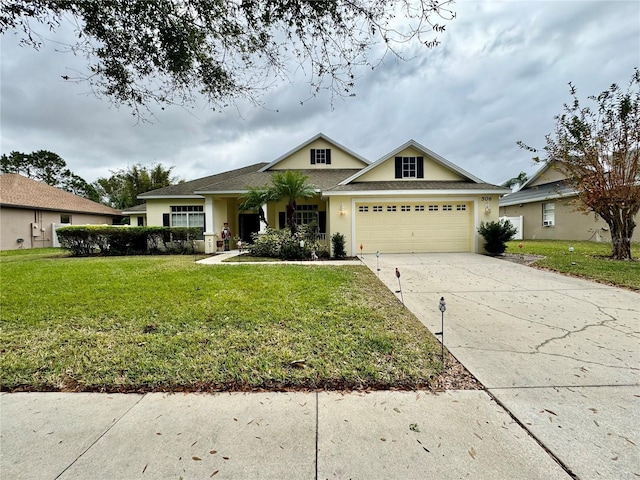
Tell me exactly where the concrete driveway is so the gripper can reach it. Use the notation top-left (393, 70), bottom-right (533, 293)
top-left (360, 253), bottom-right (640, 480)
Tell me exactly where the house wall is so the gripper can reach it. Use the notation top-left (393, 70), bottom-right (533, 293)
top-left (0, 206), bottom-right (114, 250)
top-left (499, 199), bottom-right (640, 242)
top-left (357, 148), bottom-right (465, 182)
top-left (270, 139), bottom-right (367, 170)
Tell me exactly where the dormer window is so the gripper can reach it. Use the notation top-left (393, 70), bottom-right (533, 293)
top-left (310, 149), bottom-right (331, 165)
top-left (395, 156), bottom-right (424, 178)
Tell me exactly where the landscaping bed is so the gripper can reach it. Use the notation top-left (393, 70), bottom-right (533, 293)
top-left (0, 251), bottom-right (479, 392)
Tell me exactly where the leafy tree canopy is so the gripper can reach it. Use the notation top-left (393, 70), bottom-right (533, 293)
top-left (1, 150), bottom-right (100, 202)
top-left (0, 0), bottom-right (455, 116)
top-left (501, 171), bottom-right (528, 189)
top-left (95, 163), bottom-right (180, 210)
top-left (518, 68), bottom-right (640, 260)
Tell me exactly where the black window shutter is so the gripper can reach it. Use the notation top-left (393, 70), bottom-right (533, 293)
top-left (310, 149), bottom-right (316, 165)
top-left (417, 157), bottom-right (424, 178)
top-left (395, 157), bottom-right (402, 178)
top-left (279, 212), bottom-right (286, 229)
top-left (162, 213), bottom-right (170, 227)
top-left (319, 211), bottom-right (326, 233)
top-left (326, 149), bottom-right (331, 165)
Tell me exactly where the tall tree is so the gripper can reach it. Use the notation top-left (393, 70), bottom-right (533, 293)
top-left (1, 150), bottom-right (100, 202)
top-left (269, 171), bottom-right (317, 234)
top-left (519, 69), bottom-right (640, 260)
top-left (95, 163), bottom-right (179, 209)
top-left (239, 186), bottom-right (273, 228)
top-left (0, 0), bottom-right (455, 116)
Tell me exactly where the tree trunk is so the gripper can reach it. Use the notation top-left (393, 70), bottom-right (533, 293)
top-left (607, 211), bottom-right (635, 260)
top-left (286, 202), bottom-right (297, 234)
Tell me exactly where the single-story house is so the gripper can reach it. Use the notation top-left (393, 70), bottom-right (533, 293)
top-left (499, 161), bottom-right (640, 242)
top-left (0, 173), bottom-right (122, 250)
top-left (138, 133), bottom-right (509, 255)
top-left (122, 203), bottom-right (147, 226)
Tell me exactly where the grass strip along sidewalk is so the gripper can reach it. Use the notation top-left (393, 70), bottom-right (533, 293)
top-left (1, 251), bottom-right (444, 393)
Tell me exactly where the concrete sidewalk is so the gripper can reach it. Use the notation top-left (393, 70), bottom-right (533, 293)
top-left (196, 250), bottom-right (362, 266)
top-left (1, 390), bottom-right (570, 479)
top-left (360, 253), bottom-right (640, 480)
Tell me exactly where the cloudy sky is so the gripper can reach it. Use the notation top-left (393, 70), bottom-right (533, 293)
top-left (2, 1), bottom-right (639, 187)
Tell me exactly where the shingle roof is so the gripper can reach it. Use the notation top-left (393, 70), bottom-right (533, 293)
top-left (326, 181), bottom-right (510, 192)
top-left (0, 174), bottom-right (121, 216)
top-left (499, 181), bottom-right (577, 206)
top-left (138, 163), bottom-right (269, 197)
top-left (195, 169), bottom-right (362, 193)
top-left (121, 203), bottom-right (147, 214)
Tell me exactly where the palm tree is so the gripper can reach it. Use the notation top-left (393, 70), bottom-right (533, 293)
top-left (239, 186), bottom-right (273, 228)
top-left (269, 171), bottom-right (317, 233)
top-left (501, 171), bottom-right (529, 190)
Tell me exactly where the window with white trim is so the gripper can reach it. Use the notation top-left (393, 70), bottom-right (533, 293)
top-left (295, 204), bottom-right (318, 225)
top-left (387, 205), bottom-right (397, 212)
top-left (543, 202), bottom-right (555, 226)
top-left (443, 205), bottom-right (453, 211)
top-left (373, 206), bottom-right (383, 212)
top-left (428, 205), bottom-right (438, 211)
top-left (358, 205), bottom-right (369, 212)
top-left (456, 204), bottom-right (466, 211)
top-left (401, 205), bottom-right (411, 212)
top-left (402, 157), bottom-right (417, 178)
top-left (171, 206), bottom-right (204, 239)
top-left (415, 205), bottom-right (425, 212)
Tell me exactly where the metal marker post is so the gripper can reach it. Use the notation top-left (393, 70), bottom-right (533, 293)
top-left (395, 268), bottom-right (404, 306)
top-left (569, 245), bottom-right (575, 265)
top-left (376, 251), bottom-right (380, 277)
top-left (435, 297), bottom-right (446, 364)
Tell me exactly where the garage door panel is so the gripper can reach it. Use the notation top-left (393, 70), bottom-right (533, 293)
top-left (355, 202), bottom-right (472, 253)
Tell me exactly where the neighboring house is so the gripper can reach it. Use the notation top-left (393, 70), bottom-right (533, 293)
top-left (499, 161), bottom-right (640, 242)
top-left (122, 203), bottom-right (147, 226)
top-left (139, 133), bottom-right (508, 255)
top-left (0, 173), bottom-right (122, 250)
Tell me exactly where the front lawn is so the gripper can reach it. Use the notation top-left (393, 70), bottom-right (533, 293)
top-left (0, 252), bottom-right (444, 392)
top-left (505, 240), bottom-right (640, 290)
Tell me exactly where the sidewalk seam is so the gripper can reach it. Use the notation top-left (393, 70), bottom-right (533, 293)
top-left (53, 394), bottom-right (147, 480)
top-left (315, 391), bottom-right (319, 480)
top-left (485, 388), bottom-right (580, 480)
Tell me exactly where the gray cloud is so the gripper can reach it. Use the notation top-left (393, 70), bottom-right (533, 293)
top-left (1, 1), bottom-right (638, 187)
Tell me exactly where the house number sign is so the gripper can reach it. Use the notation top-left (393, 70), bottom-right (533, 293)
top-left (481, 196), bottom-right (493, 201)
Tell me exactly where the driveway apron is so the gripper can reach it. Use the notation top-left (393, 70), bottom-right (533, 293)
top-left (361, 253), bottom-right (640, 480)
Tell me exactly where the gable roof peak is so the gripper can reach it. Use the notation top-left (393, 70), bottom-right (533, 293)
top-left (257, 132), bottom-right (369, 172)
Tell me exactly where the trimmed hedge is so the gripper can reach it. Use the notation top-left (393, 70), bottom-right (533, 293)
top-left (248, 226), bottom-right (330, 260)
top-left (56, 226), bottom-right (200, 256)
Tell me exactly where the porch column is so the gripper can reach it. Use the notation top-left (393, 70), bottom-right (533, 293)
top-left (204, 196), bottom-right (217, 254)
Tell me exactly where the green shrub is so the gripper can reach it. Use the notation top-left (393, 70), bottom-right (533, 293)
top-left (331, 232), bottom-right (346, 259)
top-left (56, 226), bottom-right (199, 256)
top-left (478, 220), bottom-right (517, 256)
top-left (248, 227), bottom-right (327, 260)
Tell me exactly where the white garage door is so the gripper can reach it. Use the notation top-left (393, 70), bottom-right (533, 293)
top-left (355, 202), bottom-right (473, 253)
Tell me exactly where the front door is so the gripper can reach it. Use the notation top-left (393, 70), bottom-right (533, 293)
top-left (238, 213), bottom-right (260, 243)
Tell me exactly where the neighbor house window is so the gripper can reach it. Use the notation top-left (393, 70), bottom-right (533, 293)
top-left (310, 149), bottom-right (331, 165)
top-left (295, 204), bottom-right (318, 225)
top-left (543, 202), bottom-right (555, 226)
top-left (170, 206), bottom-right (205, 239)
top-left (394, 156), bottom-right (424, 178)
top-left (60, 214), bottom-right (72, 224)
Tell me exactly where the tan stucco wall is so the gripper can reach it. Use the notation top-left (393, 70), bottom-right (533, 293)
top-left (0, 206), bottom-right (114, 250)
top-left (356, 147), bottom-right (465, 182)
top-left (500, 199), bottom-right (640, 242)
top-left (145, 198), bottom-right (205, 227)
top-left (270, 139), bottom-right (368, 170)
top-left (529, 168), bottom-right (566, 187)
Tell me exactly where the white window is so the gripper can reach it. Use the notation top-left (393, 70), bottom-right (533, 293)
top-left (443, 205), bottom-right (453, 211)
top-left (295, 204), bottom-right (318, 225)
top-left (171, 206), bottom-right (204, 238)
top-left (402, 157), bottom-right (417, 178)
top-left (315, 149), bottom-right (327, 164)
top-left (401, 205), bottom-right (411, 212)
top-left (456, 204), bottom-right (466, 211)
top-left (428, 205), bottom-right (438, 211)
top-left (373, 206), bottom-right (383, 212)
top-left (543, 202), bottom-right (555, 226)
top-left (358, 205), bottom-right (369, 213)
top-left (387, 205), bottom-right (397, 212)
top-left (415, 205), bottom-right (425, 212)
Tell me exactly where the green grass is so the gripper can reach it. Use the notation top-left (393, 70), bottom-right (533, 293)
top-left (0, 252), bottom-right (443, 392)
top-left (505, 240), bottom-right (640, 290)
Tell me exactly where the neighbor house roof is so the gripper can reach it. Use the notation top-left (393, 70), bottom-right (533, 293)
top-left (0, 173), bottom-right (120, 216)
top-left (121, 203), bottom-right (147, 215)
top-left (499, 181), bottom-right (577, 207)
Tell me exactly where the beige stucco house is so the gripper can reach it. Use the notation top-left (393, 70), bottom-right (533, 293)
top-left (139, 134), bottom-right (509, 255)
top-left (499, 161), bottom-right (640, 242)
top-left (0, 174), bottom-right (121, 250)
